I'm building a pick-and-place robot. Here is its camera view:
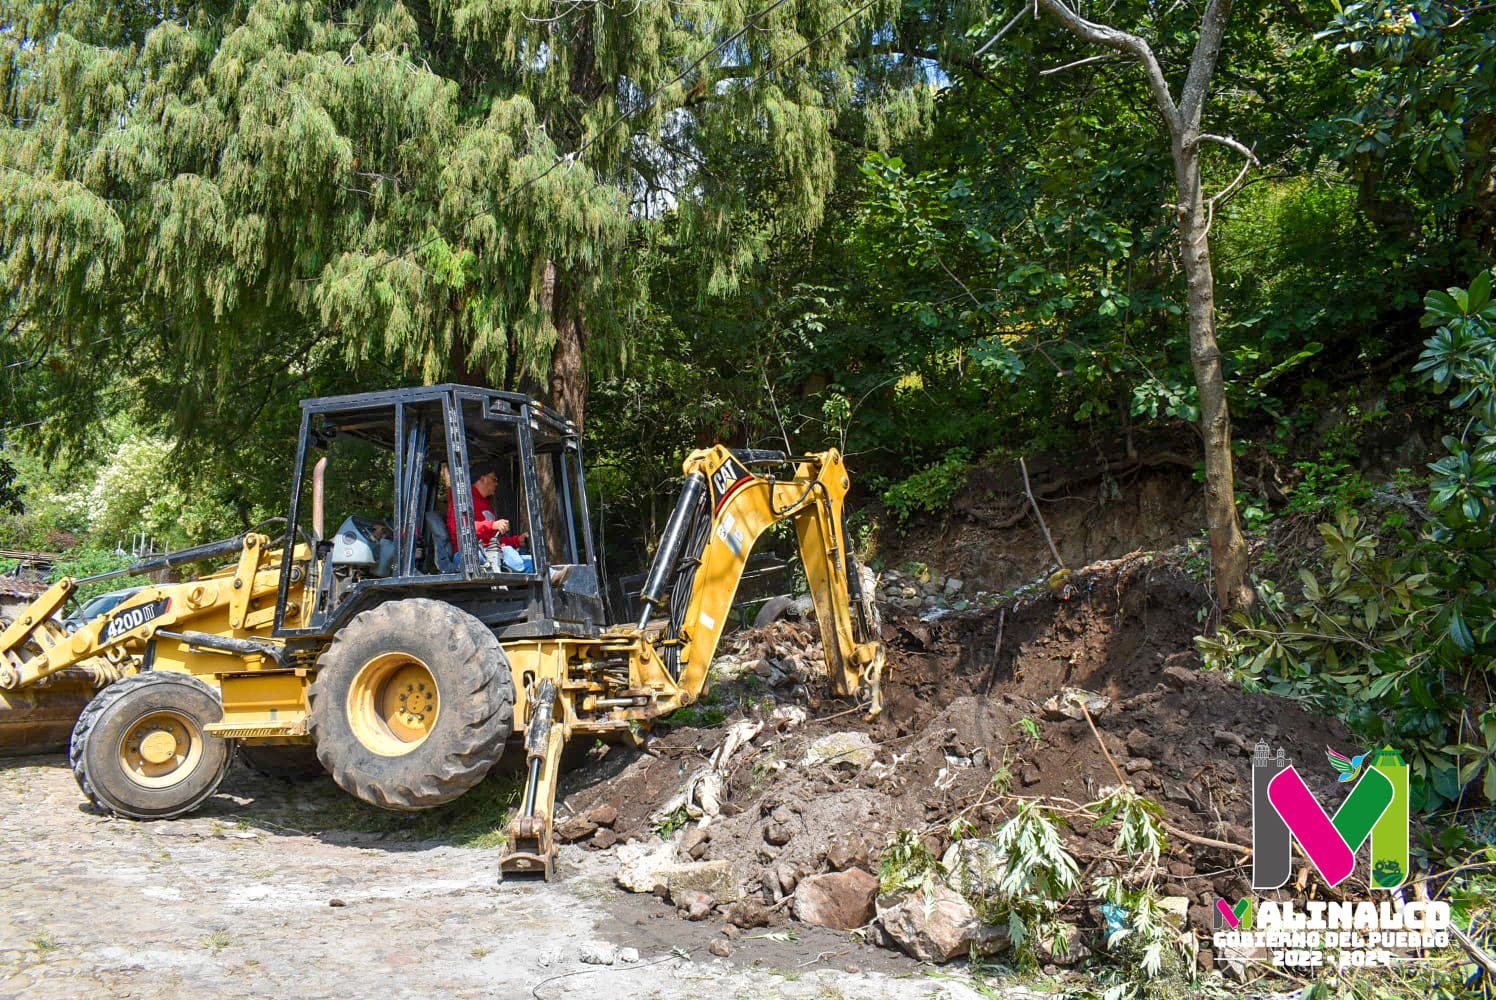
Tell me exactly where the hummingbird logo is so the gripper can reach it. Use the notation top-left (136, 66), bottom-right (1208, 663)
top-left (1326, 746), bottom-right (1368, 783)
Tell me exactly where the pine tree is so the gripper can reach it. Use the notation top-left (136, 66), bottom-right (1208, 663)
top-left (0, 0), bottom-right (929, 435)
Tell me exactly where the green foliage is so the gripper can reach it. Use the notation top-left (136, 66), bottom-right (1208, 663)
top-left (0, 423), bottom-right (244, 554)
top-left (0, 0), bottom-right (931, 511)
top-left (882, 449), bottom-right (972, 525)
top-left (1201, 271), bottom-right (1496, 812)
top-left (877, 828), bottom-right (946, 897)
top-left (47, 548), bottom-right (149, 604)
top-left (1316, 1), bottom-right (1496, 242)
top-left (0, 454), bottom-right (18, 515)
top-left (663, 703), bottom-right (727, 729)
top-left (652, 804), bottom-right (692, 840)
top-left (1088, 789), bottom-right (1167, 866)
top-left (982, 802), bottom-right (1080, 964)
top-left (1285, 458), bottom-right (1375, 516)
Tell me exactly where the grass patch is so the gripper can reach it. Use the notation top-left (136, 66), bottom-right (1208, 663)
top-left (29, 935), bottom-right (56, 953)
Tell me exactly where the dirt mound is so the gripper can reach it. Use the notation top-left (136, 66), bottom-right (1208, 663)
top-left (557, 552), bottom-right (1353, 944)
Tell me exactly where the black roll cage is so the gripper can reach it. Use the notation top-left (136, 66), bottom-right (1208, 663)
top-left (271, 385), bottom-right (601, 641)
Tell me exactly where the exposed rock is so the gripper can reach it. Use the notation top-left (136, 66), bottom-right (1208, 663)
top-left (1217, 939), bottom-right (1268, 980)
top-left (944, 578), bottom-right (964, 595)
top-left (725, 899), bottom-right (771, 929)
top-left (617, 947), bottom-right (639, 964)
top-left (708, 939), bottom-right (733, 958)
top-left (792, 869), bottom-right (878, 930)
top-left (770, 705), bottom-right (808, 728)
top-left (587, 803), bottom-right (620, 827)
top-left (1125, 728), bottom-right (1158, 756)
top-left (556, 813), bottom-right (599, 842)
top-left (591, 827), bottom-right (619, 849)
top-left (1039, 922), bottom-right (1090, 965)
top-left (772, 862), bottom-right (801, 898)
top-left (681, 825), bottom-right (711, 860)
top-left (1159, 896), bottom-right (1190, 929)
top-left (1214, 730), bottom-right (1250, 752)
top-left (876, 887), bottom-right (1009, 963)
top-left (1161, 665), bottom-right (1196, 688)
top-left (614, 840), bottom-right (675, 894)
top-left (1020, 764), bottom-right (1041, 787)
top-left (662, 859), bottom-right (739, 905)
top-left (825, 839), bottom-right (868, 872)
top-left (940, 839), bottom-right (1007, 903)
top-left (1041, 688), bottom-right (1111, 722)
top-left (802, 731), bottom-right (876, 768)
top-left (579, 942), bottom-right (617, 965)
top-left (674, 888), bottom-right (713, 921)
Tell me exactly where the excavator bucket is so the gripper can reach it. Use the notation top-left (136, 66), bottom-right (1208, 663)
top-left (1, 586), bottom-right (129, 754)
top-left (0, 675), bottom-right (95, 756)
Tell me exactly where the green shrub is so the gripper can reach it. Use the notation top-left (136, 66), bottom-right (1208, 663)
top-left (882, 448), bottom-right (972, 525)
top-left (1201, 270), bottom-right (1496, 812)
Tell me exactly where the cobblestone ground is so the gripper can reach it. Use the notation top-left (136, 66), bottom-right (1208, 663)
top-left (0, 754), bottom-right (1041, 1000)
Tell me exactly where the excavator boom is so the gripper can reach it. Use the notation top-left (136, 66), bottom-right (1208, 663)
top-left (500, 446), bottom-right (884, 876)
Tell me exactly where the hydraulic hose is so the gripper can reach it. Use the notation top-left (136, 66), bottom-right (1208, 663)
top-left (634, 472), bottom-right (707, 630)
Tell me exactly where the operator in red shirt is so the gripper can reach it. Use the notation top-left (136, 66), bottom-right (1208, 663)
top-left (447, 466), bottom-right (527, 553)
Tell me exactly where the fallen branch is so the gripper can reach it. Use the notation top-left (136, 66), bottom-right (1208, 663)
top-left (1020, 457), bottom-right (1065, 569)
top-left (981, 607), bottom-right (1007, 693)
top-left (1074, 693), bottom-right (1249, 857)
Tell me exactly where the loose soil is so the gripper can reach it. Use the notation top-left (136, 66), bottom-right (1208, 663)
top-left (558, 552), bottom-right (1356, 967)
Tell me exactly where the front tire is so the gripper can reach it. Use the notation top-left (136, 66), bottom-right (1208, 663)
top-left (69, 672), bottom-right (235, 819)
top-left (308, 599), bottom-right (514, 811)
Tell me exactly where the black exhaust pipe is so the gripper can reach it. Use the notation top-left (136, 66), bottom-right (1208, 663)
top-left (634, 472), bottom-right (707, 630)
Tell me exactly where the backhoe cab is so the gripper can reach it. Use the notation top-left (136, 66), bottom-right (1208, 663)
top-left (0, 385), bottom-right (884, 879)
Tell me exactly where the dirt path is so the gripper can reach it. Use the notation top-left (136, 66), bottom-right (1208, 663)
top-left (0, 755), bottom-right (1041, 1000)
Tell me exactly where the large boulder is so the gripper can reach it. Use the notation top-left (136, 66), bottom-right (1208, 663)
top-left (876, 886), bottom-right (1010, 963)
top-left (793, 869), bottom-right (879, 930)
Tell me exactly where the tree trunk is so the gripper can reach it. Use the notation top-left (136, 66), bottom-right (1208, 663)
top-left (1174, 135), bottom-right (1253, 611)
top-left (530, 264), bottom-right (586, 567)
top-left (1029, 0), bottom-right (1251, 610)
top-left (546, 267), bottom-right (587, 430)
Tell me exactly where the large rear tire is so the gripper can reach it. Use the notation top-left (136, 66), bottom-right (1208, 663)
top-left (69, 672), bottom-right (235, 819)
top-left (308, 599), bottom-right (514, 811)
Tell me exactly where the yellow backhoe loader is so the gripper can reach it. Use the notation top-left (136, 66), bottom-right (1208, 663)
top-left (0, 385), bottom-right (884, 877)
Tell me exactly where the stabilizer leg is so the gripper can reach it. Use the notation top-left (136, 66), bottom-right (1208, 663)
top-left (500, 678), bottom-right (565, 879)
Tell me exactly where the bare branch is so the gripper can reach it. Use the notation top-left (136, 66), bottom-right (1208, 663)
top-left (1031, 0), bottom-right (1180, 125)
top-left (1196, 132), bottom-right (1257, 160)
top-left (1199, 134), bottom-right (1260, 235)
top-left (1179, 0), bottom-right (1235, 127)
top-left (1039, 52), bottom-right (1119, 76)
top-left (974, 6), bottom-right (1029, 56)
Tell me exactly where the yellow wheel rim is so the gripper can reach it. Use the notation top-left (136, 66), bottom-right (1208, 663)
top-left (118, 711), bottom-right (203, 788)
top-left (346, 653), bottom-right (440, 757)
